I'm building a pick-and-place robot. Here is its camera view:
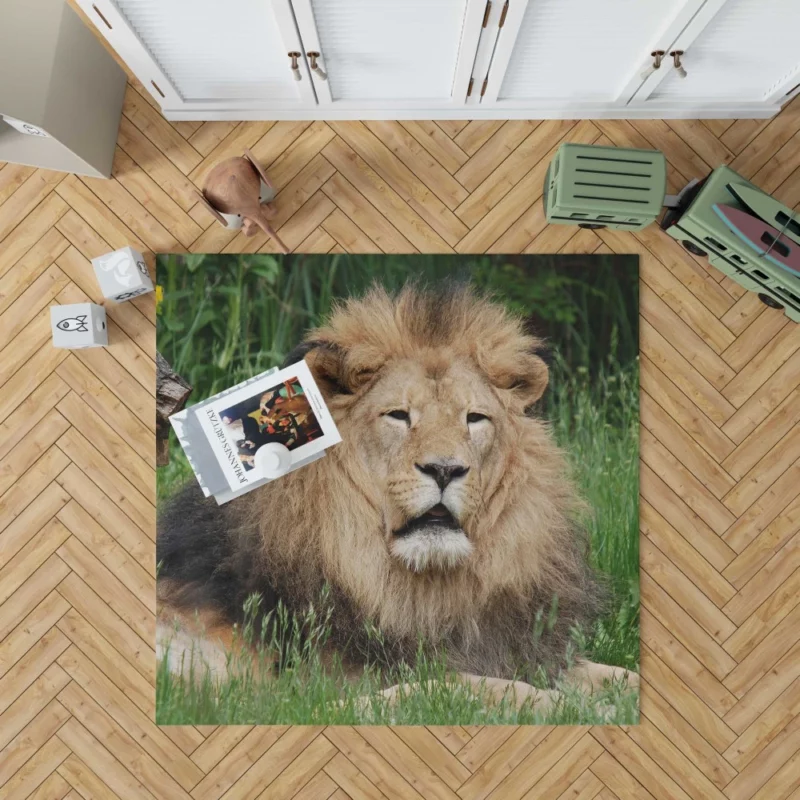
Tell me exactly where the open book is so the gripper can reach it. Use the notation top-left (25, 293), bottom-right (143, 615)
top-left (170, 360), bottom-right (341, 505)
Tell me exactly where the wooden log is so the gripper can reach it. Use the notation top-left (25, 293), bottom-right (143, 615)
top-left (156, 351), bottom-right (192, 467)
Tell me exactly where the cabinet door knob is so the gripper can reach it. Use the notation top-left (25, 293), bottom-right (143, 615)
top-left (640, 50), bottom-right (665, 81)
top-left (670, 50), bottom-right (687, 79)
top-left (307, 52), bottom-right (327, 81)
top-left (288, 52), bottom-right (302, 81)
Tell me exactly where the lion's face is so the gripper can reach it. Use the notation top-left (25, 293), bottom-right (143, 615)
top-left (295, 287), bottom-right (560, 587)
top-left (349, 357), bottom-right (510, 572)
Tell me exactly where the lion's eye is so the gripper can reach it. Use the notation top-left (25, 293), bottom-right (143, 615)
top-left (385, 410), bottom-right (411, 423)
top-left (467, 412), bottom-right (489, 424)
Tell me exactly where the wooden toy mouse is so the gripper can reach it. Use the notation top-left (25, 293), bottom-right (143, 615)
top-left (196, 148), bottom-right (289, 254)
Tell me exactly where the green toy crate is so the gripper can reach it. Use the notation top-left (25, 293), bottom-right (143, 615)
top-left (544, 143), bottom-right (666, 231)
top-left (660, 165), bottom-right (800, 322)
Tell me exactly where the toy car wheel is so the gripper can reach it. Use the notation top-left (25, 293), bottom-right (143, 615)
top-left (578, 223), bottom-right (606, 229)
top-left (758, 293), bottom-right (784, 310)
top-left (681, 240), bottom-right (707, 257)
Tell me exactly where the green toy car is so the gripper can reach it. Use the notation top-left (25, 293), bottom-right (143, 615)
top-left (660, 165), bottom-right (800, 322)
top-left (543, 143), bottom-right (666, 231)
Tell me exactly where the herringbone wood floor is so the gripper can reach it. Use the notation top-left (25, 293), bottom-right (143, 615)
top-left (2, 55), bottom-right (800, 798)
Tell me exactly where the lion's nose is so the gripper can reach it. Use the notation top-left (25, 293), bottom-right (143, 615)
top-left (415, 461), bottom-right (470, 490)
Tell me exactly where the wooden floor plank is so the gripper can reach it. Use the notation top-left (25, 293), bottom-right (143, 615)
top-left (357, 728), bottom-right (463, 798)
top-left (723, 644), bottom-right (800, 736)
top-left (262, 123), bottom-right (336, 194)
top-left (57, 495), bottom-right (154, 604)
top-left (721, 349), bottom-right (800, 444)
top-left (364, 120), bottom-right (469, 210)
top-left (0, 163), bottom-right (36, 206)
top-left (642, 396), bottom-right (736, 504)
top-left (57, 646), bottom-right (204, 791)
top-left (454, 119), bottom-right (575, 229)
top-left (641, 502), bottom-right (736, 609)
top-left (116, 116), bottom-right (201, 211)
top-left (641, 681), bottom-right (737, 790)
top-left (639, 646), bottom-right (737, 752)
top-left (0, 666), bottom-right (70, 757)
top-left (0, 733), bottom-right (70, 800)
top-left (0, 553), bottom-right (70, 644)
top-left (640, 357), bottom-right (736, 463)
top-left (57, 717), bottom-right (159, 800)
top-left (642, 537), bottom-right (737, 644)
top-left (0, 591), bottom-right (70, 682)
top-left (57, 681), bottom-right (192, 799)
top-left (0, 228), bottom-right (69, 318)
top-left (641, 573), bottom-right (737, 682)
top-left (56, 571), bottom-right (155, 683)
top-left (723, 530), bottom-right (800, 624)
top-left (324, 130), bottom-right (462, 249)
top-left (122, 86), bottom-right (202, 177)
top-left (320, 171), bottom-right (416, 254)
top-left (640, 319), bottom-right (736, 426)
top-left (0, 170), bottom-right (65, 243)
top-left (111, 147), bottom-right (203, 249)
top-left (723, 459), bottom-right (800, 552)
top-left (400, 121), bottom-right (469, 175)
top-left (457, 728), bottom-right (550, 800)
top-left (631, 119), bottom-right (712, 181)
top-left (641, 463), bottom-right (736, 574)
top-left (190, 727), bottom-right (289, 800)
top-left (723, 569), bottom-right (800, 664)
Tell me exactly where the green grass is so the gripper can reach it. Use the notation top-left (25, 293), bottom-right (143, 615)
top-left (156, 253), bottom-right (639, 725)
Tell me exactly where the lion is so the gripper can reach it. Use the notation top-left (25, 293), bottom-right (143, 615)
top-left (157, 284), bottom-right (637, 711)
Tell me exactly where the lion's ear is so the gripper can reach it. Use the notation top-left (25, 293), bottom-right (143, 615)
top-left (490, 345), bottom-right (550, 413)
top-left (283, 339), bottom-right (348, 395)
top-left (283, 340), bottom-right (382, 396)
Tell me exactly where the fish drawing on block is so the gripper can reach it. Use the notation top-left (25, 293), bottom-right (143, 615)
top-left (57, 315), bottom-right (89, 332)
top-left (713, 204), bottom-right (800, 277)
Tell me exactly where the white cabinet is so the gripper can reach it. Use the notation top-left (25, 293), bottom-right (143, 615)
top-left (76, 0), bottom-right (800, 120)
top-left (83, 0), bottom-right (316, 112)
top-left (290, 0), bottom-right (485, 108)
top-left (478, 0), bottom-right (703, 107)
top-left (633, 0), bottom-right (800, 109)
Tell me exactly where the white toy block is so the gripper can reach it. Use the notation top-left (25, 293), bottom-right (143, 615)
top-left (91, 246), bottom-right (154, 302)
top-left (50, 303), bottom-right (107, 349)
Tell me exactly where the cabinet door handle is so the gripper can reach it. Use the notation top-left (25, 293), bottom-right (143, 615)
top-left (640, 50), bottom-right (665, 81)
top-left (288, 52), bottom-right (302, 81)
top-left (307, 52), bottom-right (327, 81)
top-left (670, 50), bottom-right (687, 79)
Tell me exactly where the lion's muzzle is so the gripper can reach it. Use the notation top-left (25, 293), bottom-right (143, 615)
top-left (390, 503), bottom-right (473, 572)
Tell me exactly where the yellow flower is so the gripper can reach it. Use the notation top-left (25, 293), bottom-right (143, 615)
top-left (155, 284), bottom-right (163, 312)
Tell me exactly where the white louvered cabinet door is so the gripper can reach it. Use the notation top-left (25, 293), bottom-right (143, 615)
top-left (480, 0), bottom-right (706, 109)
top-left (75, 0), bottom-right (317, 112)
top-left (637, 0), bottom-right (800, 107)
top-left (289, 0), bottom-right (486, 108)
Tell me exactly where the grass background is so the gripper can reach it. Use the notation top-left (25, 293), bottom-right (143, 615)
top-left (156, 253), bottom-right (639, 725)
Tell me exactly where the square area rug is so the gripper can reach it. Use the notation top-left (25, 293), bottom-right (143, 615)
top-left (156, 253), bottom-right (639, 725)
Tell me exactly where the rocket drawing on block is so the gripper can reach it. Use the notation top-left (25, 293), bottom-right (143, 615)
top-left (50, 303), bottom-right (108, 349)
